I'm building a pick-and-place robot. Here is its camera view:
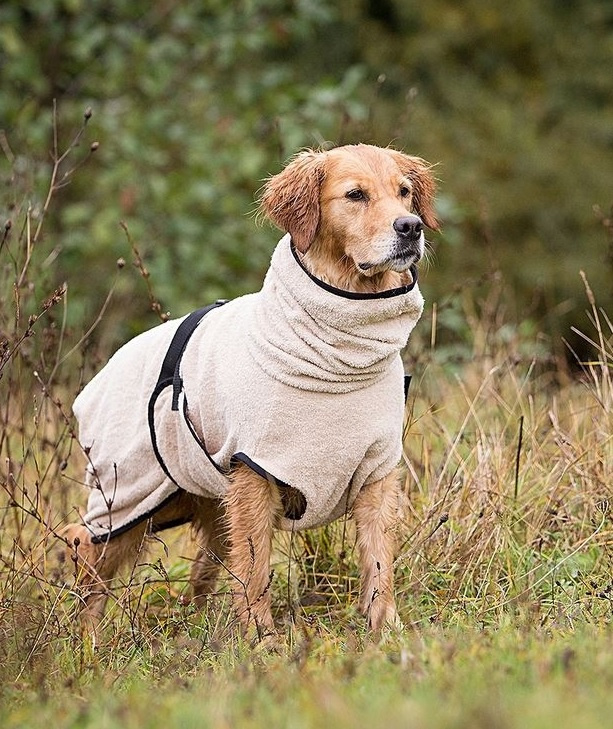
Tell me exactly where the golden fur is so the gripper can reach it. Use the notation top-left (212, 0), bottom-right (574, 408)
top-left (61, 144), bottom-right (437, 637)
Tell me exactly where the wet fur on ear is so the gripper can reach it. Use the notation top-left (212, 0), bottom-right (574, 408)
top-left (386, 149), bottom-right (439, 231)
top-left (259, 150), bottom-right (326, 253)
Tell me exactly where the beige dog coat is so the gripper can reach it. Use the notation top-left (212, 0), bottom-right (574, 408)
top-left (74, 235), bottom-right (424, 540)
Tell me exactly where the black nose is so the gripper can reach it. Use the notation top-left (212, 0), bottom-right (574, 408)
top-left (393, 215), bottom-right (423, 241)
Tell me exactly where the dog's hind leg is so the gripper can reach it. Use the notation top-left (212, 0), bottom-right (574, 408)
top-left (189, 496), bottom-right (228, 607)
top-left (225, 464), bottom-right (282, 636)
top-left (352, 469), bottom-right (402, 631)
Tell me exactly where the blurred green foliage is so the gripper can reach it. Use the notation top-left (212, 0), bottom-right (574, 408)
top-left (1, 0), bottom-right (612, 349)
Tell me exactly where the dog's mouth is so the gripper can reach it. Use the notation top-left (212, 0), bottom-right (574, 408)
top-left (356, 248), bottom-right (421, 274)
top-left (355, 232), bottom-right (424, 275)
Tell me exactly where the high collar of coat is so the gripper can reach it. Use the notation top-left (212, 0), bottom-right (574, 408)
top-left (246, 235), bottom-right (425, 394)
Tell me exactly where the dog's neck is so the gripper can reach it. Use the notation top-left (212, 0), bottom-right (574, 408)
top-left (252, 237), bottom-right (424, 394)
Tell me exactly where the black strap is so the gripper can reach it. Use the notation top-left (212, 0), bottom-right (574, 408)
top-left (156, 301), bottom-right (227, 410)
top-left (148, 300), bottom-right (228, 485)
top-left (404, 374), bottom-right (412, 402)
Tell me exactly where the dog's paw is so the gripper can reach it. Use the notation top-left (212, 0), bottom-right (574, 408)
top-left (365, 597), bottom-right (403, 633)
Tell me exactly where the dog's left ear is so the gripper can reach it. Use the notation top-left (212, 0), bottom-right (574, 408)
top-left (387, 150), bottom-right (440, 231)
top-left (259, 150), bottom-right (326, 253)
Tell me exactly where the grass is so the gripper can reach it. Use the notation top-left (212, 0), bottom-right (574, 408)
top-left (3, 615), bottom-right (613, 728)
top-left (1, 112), bottom-right (612, 727)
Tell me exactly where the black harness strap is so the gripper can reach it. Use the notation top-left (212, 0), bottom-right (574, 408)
top-left (404, 374), bottom-right (412, 402)
top-left (148, 300), bottom-right (228, 485)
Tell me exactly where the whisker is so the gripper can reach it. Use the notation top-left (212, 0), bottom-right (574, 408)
top-left (421, 240), bottom-right (437, 272)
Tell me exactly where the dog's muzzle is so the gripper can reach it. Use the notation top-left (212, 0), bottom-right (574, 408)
top-left (356, 215), bottom-right (425, 273)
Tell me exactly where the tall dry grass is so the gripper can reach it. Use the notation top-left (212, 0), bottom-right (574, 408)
top-left (399, 289), bottom-right (612, 628)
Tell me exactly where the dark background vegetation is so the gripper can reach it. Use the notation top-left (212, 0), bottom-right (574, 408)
top-left (1, 0), bottom-right (612, 355)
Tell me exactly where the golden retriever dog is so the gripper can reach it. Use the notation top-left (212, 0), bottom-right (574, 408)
top-left (61, 144), bottom-right (438, 637)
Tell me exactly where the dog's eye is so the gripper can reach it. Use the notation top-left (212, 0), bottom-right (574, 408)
top-left (400, 185), bottom-right (411, 198)
top-left (346, 189), bottom-right (366, 201)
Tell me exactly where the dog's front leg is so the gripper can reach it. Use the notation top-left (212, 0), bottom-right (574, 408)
top-left (353, 470), bottom-right (401, 631)
top-left (60, 522), bottom-right (147, 638)
top-left (225, 464), bottom-right (282, 636)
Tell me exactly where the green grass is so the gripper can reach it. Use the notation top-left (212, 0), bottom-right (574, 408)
top-left (3, 621), bottom-right (613, 728)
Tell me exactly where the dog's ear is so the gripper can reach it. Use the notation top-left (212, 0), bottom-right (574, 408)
top-left (259, 150), bottom-right (326, 253)
top-left (386, 150), bottom-right (439, 231)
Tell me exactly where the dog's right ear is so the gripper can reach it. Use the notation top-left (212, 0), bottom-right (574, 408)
top-left (259, 150), bottom-right (326, 253)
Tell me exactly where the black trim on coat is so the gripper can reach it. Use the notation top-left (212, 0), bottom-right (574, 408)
top-left (90, 489), bottom-right (182, 544)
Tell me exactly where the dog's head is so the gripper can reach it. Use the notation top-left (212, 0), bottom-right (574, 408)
top-left (260, 144), bottom-right (438, 291)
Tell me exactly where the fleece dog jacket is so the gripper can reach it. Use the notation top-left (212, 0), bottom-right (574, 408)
top-left (74, 235), bottom-right (424, 540)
